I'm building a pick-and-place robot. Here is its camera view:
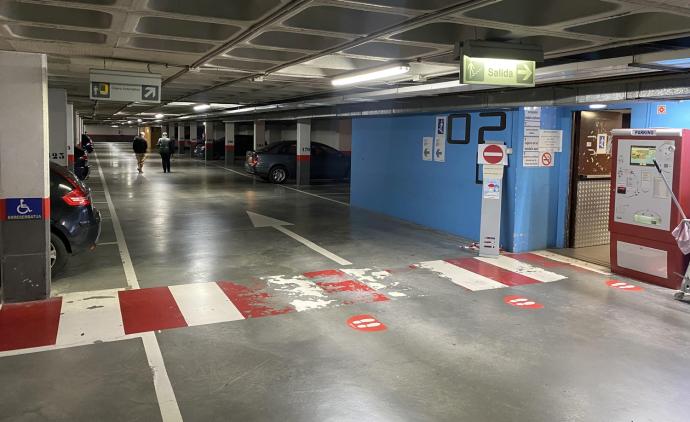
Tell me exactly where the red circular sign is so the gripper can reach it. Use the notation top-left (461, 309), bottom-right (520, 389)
top-left (504, 295), bottom-right (544, 309)
top-left (482, 144), bottom-right (504, 165)
top-left (606, 280), bottom-right (643, 292)
top-left (347, 315), bottom-right (387, 332)
top-left (541, 152), bottom-right (552, 166)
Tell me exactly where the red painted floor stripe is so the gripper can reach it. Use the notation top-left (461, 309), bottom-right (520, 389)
top-left (0, 298), bottom-right (62, 352)
top-left (316, 280), bottom-right (389, 304)
top-left (446, 258), bottom-right (540, 287)
top-left (118, 287), bottom-right (187, 334)
top-left (303, 269), bottom-right (345, 279)
top-left (216, 281), bottom-right (294, 318)
top-left (510, 253), bottom-right (571, 269)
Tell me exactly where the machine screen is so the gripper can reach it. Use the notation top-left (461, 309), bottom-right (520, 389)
top-left (630, 146), bottom-right (656, 166)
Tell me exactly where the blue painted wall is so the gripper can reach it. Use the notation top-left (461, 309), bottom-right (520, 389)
top-left (351, 111), bottom-right (515, 243)
top-left (351, 100), bottom-right (690, 253)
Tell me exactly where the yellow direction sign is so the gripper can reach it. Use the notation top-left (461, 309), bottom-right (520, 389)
top-left (463, 56), bottom-right (535, 87)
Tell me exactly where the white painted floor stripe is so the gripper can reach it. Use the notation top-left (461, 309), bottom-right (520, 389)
top-left (169, 282), bottom-right (245, 326)
top-left (274, 225), bottom-right (352, 266)
top-left (419, 260), bottom-right (505, 291)
top-left (56, 289), bottom-right (125, 346)
top-left (531, 250), bottom-right (612, 275)
top-left (475, 255), bottom-right (566, 282)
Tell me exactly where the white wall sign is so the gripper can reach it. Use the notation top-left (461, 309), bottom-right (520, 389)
top-left (522, 107), bottom-right (541, 167)
top-left (539, 129), bottom-right (562, 152)
top-left (422, 137), bottom-right (433, 161)
top-left (434, 116), bottom-right (447, 162)
top-left (89, 69), bottom-right (161, 103)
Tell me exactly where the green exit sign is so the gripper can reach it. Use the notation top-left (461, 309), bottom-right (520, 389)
top-left (462, 56), bottom-right (535, 87)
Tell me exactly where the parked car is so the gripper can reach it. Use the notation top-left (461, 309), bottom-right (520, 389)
top-left (50, 162), bottom-right (101, 276)
top-left (73, 145), bottom-right (90, 180)
top-left (81, 133), bottom-right (94, 153)
top-left (245, 141), bottom-right (350, 184)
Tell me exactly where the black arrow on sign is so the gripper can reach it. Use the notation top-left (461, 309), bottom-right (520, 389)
top-left (424, 148), bottom-right (430, 157)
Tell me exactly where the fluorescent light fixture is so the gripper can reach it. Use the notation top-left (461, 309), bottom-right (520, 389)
top-left (154, 113), bottom-right (164, 119)
top-left (210, 103), bottom-right (240, 108)
top-left (589, 104), bottom-right (607, 110)
top-left (165, 102), bottom-right (196, 107)
top-left (111, 125), bottom-right (118, 128)
top-left (137, 118), bottom-right (143, 123)
top-left (193, 104), bottom-right (211, 112)
top-left (126, 120), bottom-right (132, 124)
top-left (332, 65), bottom-right (410, 86)
top-left (155, 119), bottom-right (161, 122)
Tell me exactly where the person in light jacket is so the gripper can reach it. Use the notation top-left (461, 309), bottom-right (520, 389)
top-left (157, 132), bottom-right (174, 173)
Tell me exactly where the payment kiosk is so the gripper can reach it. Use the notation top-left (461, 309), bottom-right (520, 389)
top-left (610, 129), bottom-right (690, 289)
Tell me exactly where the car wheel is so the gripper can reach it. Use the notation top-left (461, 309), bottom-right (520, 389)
top-left (269, 166), bottom-right (288, 184)
top-left (50, 233), bottom-right (68, 276)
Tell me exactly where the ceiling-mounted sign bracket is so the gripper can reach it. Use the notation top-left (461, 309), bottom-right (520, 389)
top-left (89, 69), bottom-right (162, 103)
top-left (454, 41), bottom-right (543, 88)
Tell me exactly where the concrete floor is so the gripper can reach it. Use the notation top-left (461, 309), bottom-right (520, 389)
top-left (2, 142), bottom-right (690, 422)
top-left (555, 244), bottom-right (611, 267)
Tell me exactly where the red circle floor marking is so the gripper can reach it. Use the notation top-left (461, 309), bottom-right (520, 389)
top-left (347, 314), bottom-right (387, 332)
top-left (503, 295), bottom-right (544, 309)
top-left (606, 280), bottom-right (643, 292)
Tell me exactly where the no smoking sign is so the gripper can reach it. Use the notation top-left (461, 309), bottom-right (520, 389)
top-left (540, 151), bottom-right (554, 167)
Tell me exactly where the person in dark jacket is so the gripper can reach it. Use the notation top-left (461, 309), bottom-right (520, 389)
top-left (132, 132), bottom-right (148, 173)
top-left (157, 132), bottom-right (173, 173)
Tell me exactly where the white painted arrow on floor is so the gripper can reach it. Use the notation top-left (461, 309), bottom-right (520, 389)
top-left (247, 211), bottom-right (352, 266)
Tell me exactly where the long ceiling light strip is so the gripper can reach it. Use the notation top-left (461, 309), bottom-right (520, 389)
top-left (331, 65), bottom-right (410, 86)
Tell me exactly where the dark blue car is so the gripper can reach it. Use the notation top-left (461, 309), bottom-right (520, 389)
top-left (245, 141), bottom-right (350, 184)
top-left (50, 162), bottom-right (101, 275)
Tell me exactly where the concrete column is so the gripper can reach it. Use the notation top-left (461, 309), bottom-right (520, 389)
top-left (189, 122), bottom-right (197, 157)
top-left (66, 103), bottom-right (75, 170)
top-left (48, 88), bottom-right (69, 167)
top-left (339, 118), bottom-right (352, 155)
top-left (253, 120), bottom-right (265, 150)
top-left (204, 122), bottom-right (213, 161)
top-left (296, 119), bottom-right (311, 186)
top-left (177, 123), bottom-right (185, 156)
top-left (0, 51), bottom-right (51, 303)
top-left (224, 122), bottom-right (235, 167)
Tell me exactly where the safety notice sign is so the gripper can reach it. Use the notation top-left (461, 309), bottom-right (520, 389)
top-left (540, 151), bottom-right (554, 167)
top-left (523, 107), bottom-right (541, 167)
top-left (434, 116), bottom-right (447, 162)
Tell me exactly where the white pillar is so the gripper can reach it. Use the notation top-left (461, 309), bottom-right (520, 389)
top-left (189, 122), bottom-right (197, 157)
top-left (66, 103), bottom-right (75, 170)
top-left (253, 120), bottom-right (265, 150)
top-left (0, 51), bottom-right (51, 302)
top-left (224, 122), bottom-right (235, 167)
top-left (48, 88), bottom-right (69, 167)
top-left (296, 119), bottom-right (311, 186)
top-left (177, 123), bottom-right (185, 156)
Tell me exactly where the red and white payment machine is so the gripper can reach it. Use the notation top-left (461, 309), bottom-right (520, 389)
top-left (610, 129), bottom-right (690, 289)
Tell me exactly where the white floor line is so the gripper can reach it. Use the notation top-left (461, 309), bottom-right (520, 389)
top-left (169, 282), bottom-right (245, 326)
top-left (96, 241), bottom-right (118, 246)
top-left (419, 260), bottom-right (506, 291)
top-left (475, 255), bottom-right (566, 282)
top-left (94, 152), bottom-right (183, 422)
top-left (212, 163), bottom-right (351, 207)
top-left (531, 250), bottom-right (612, 275)
top-left (274, 225), bottom-right (352, 266)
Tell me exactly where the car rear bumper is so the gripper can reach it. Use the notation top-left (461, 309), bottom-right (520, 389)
top-left (69, 208), bottom-right (101, 255)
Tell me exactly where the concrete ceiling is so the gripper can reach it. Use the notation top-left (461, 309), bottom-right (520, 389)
top-left (1, 0), bottom-right (690, 123)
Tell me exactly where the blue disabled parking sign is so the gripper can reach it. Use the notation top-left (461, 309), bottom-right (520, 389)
top-left (6, 198), bottom-right (43, 220)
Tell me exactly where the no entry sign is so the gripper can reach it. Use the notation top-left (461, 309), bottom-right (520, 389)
top-left (478, 144), bottom-right (507, 166)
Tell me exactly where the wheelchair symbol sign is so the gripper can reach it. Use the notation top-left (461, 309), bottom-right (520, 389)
top-left (5, 198), bottom-right (43, 220)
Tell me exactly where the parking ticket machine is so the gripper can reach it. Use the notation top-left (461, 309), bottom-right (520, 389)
top-left (610, 129), bottom-right (690, 289)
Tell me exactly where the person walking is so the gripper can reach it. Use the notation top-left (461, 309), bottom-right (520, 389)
top-left (157, 132), bottom-right (173, 173)
top-left (132, 132), bottom-right (148, 173)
